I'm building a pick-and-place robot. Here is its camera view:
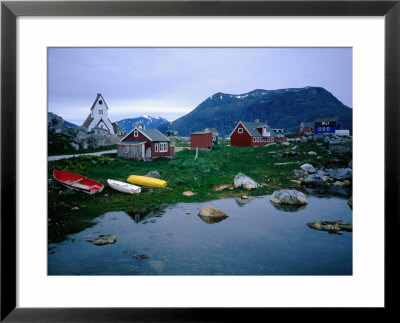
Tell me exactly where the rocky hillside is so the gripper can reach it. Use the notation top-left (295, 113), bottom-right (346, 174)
top-left (157, 87), bottom-right (352, 137)
top-left (117, 115), bottom-right (169, 133)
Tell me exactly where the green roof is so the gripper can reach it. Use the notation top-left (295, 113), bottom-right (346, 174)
top-left (140, 128), bottom-right (170, 142)
top-left (240, 121), bottom-right (277, 137)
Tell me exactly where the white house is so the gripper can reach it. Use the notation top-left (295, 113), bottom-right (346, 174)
top-left (82, 93), bottom-right (115, 134)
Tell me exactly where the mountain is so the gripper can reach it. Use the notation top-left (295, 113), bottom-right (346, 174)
top-left (117, 116), bottom-right (169, 133)
top-left (157, 87), bottom-right (352, 137)
top-left (64, 120), bottom-right (78, 128)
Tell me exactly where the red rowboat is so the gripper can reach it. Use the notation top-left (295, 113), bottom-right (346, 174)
top-left (53, 170), bottom-right (104, 194)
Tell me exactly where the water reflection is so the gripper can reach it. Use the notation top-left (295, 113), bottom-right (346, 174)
top-left (304, 186), bottom-right (352, 198)
top-left (197, 214), bottom-right (229, 224)
top-left (269, 201), bottom-right (307, 213)
top-left (234, 196), bottom-right (256, 206)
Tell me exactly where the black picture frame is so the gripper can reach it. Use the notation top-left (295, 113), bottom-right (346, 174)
top-left (1, 0), bottom-right (399, 321)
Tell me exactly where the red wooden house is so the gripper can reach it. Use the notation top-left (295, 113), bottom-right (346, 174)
top-left (229, 121), bottom-right (286, 147)
top-left (299, 121), bottom-right (315, 134)
top-left (117, 125), bottom-right (174, 160)
top-left (190, 131), bottom-right (213, 149)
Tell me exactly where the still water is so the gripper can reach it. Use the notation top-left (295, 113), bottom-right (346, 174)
top-left (48, 195), bottom-right (352, 275)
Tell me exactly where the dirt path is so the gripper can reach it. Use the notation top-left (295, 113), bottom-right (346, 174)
top-left (48, 150), bottom-right (117, 162)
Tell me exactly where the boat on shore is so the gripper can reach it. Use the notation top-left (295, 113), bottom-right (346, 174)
top-left (107, 179), bottom-right (141, 194)
top-left (53, 170), bottom-right (104, 194)
top-left (127, 175), bottom-right (167, 188)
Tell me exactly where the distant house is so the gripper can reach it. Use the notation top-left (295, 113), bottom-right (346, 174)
top-left (82, 93), bottom-right (116, 134)
top-left (204, 127), bottom-right (219, 144)
top-left (165, 130), bottom-right (178, 137)
top-left (113, 123), bottom-right (126, 137)
top-left (190, 131), bottom-right (213, 149)
top-left (314, 117), bottom-right (341, 134)
top-left (299, 121), bottom-right (315, 134)
top-left (117, 125), bottom-right (174, 160)
top-left (229, 121), bottom-right (286, 147)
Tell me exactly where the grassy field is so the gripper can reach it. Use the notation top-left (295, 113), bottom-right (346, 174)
top-left (48, 140), bottom-right (351, 243)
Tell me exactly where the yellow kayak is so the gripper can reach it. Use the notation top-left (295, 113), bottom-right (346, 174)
top-left (127, 175), bottom-right (167, 188)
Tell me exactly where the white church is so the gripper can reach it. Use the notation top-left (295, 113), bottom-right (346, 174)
top-left (82, 93), bottom-right (116, 134)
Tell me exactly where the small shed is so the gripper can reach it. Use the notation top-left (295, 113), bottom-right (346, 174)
top-left (190, 131), bottom-right (213, 149)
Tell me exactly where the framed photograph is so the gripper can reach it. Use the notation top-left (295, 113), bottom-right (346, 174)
top-left (2, 0), bottom-right (399, 321)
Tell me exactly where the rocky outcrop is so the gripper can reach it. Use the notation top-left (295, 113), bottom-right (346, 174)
top-left (303, 174), bottom-right (326, 186)
top-left (86, 235), bottom-right (116, 246)
top-left (73, 131), bottom-right (120, 150)
top-left (326, 168), bottom-right (352, 181)
top-left (270, 189), bottom-right (308, 205)
top-left (328, 137), bottom-right (352, 154)
top-left (307, 220), bottom-right (352, 234)
top-left (233, 173), bottom-right (260, 190)
top-left (48, 112), bottom-right (77, 138)
top-left (198, 206), bottom-right (228, 224)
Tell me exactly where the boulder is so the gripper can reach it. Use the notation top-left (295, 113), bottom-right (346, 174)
top-left (300, 164), bottom-right (316, 174)
top-left (313, 134), bottom-right (325, 141)
top-left (73, 131), bottom-right (120, 150)
top-left (293, 169), bottom-right (307, 178)
top-left (70, 142), bottom-right (80, 151)
top-left (301, 137), bottom-right (309, 143)
top-left (198, 206), bottom-right (228, 224)
top-left (308, 151), bottom-right (317, 155)
top-left (302, 174), bottom-right (326, 186)
top-left (281, 142), bottom-right (290, 146)
top-left (270, 189), bottom-right (308, 205)
top-left (86, 235), bottom-right (116, 246)
top-left (183, 191), bottom-right (196, 196)
top-left (146, 171), bottom-right (161, 178)
top-left (233, 173), bottom-right (260, 190)
top-left (329, 138), bottom-right (352, 154)
top-left (327, 168), bottom-right (352, 181)
top-left (307, 220), bottom-right (352, 234)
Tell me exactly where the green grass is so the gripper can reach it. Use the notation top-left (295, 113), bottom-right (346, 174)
top-left (48, 140), bottom-right (351, 243)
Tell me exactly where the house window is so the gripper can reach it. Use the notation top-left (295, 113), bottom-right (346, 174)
top-left (267, 137), bottom-right (270, 142)
top-left (253, 137), bottom-right (256, 142)
top-left (99, 100), bottom-right (103, 105)
top-left (238, 128), bottom-right (243, 133)
top-left (322, 127), bottom-right (326, 131)
top-left (271, 137), bottom-right (274, 142)
top-left (327, 127), bottom-right (330, 131)
top-left (134, 130), bottom-right (138, 137)
top-left (99, 110), bottom-right (103, 114)
top-left (318, 127), bottom-right (321, 131)
top-left (257, 137), bottom-right (260, 142)
top-left (159, 142), bottom-right (168, 152)
top-left (155, 143), bottom-right (159, 152)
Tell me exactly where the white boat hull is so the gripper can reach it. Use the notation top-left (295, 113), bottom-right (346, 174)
top-left (107, 179), bottom-right (141, 194)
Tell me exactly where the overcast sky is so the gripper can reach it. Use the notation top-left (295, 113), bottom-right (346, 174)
top-left (48, 47), bottom-right (352, 125)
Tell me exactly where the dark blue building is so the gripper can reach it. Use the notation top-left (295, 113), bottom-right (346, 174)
top-left (314, 118), bottom-right (341, 134)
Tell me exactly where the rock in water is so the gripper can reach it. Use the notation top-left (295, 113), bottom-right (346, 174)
top-left (302, 174), bottom-right (326, 186)
top-left (86, 235), bottom-right (116, 246)
top-left (233, 173), bottom-right (259, 190)
top-left (198, 206), bottom-right (228, 224)
top-left (347, 196), bottom-right (353, 209)
top-left (327, 168), bottom-right (352, 181)
top-left (270, 189), bottom-right (308, 205)
top-left (307, 220), bottom-right (352, 234)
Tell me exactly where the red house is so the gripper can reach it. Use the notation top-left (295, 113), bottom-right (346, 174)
top-left (190, 131), bottom-right (213, 149)
top-left (117, 126), bottom-right (174, 160)
top-left (299, 121), bottom-right (315, 134)
top-left (229, 121), bottom-right (286, 147)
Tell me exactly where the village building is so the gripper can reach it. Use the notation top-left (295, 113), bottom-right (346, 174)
top-left (190, 131), bottom-right (213, 149)
top-left (117, 125), bottom-right (174, 160)
top-left (204, 127), bottom-right (219, 144)
top-left (229, 121), bottom-right (286, 147)
top-left (314, 117), bottom-right (342, 134)
top-left (82, 93), bottom-right (116, 134)
top-left (299, 121), bottom-right (315, 134)
top-left (112, 123), bottom-right (126, 137)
